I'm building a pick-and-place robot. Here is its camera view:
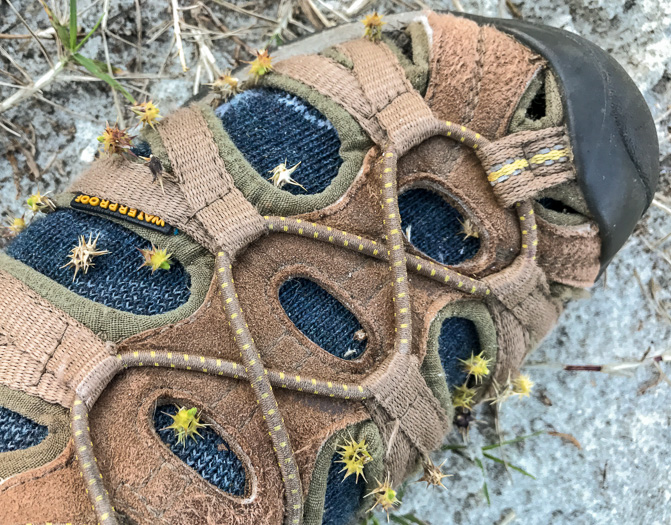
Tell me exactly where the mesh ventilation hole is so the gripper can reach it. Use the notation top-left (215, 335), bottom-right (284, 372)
top-left (154, 405), bottom-right (246, 496)
top-left (398, 188), bottom-right (480, 266)
top-left (437, 317), bottom-right (482, 389)
top-left (322, 451), bottom-right (365, 525)
top-left (537, 197), bottom-right (580, 215)
top-left (526, 77), bottom-right (547, 121)
top-left (6, 209), bottom-right (191, 315)
top-left (216, 88), bottom-right (343, 195)
top-left (278, 277), bottom-right (367, 360)
top-left (0, 406), bottom-right (48, 452)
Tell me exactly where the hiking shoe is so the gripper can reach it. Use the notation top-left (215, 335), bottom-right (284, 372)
top-left (0, 10), bottom-right (658, 525)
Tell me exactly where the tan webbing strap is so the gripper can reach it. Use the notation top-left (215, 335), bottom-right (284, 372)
top-left (69, 155), bottom-right (193, 228)
top-left (477, 126), bottom-right (575, 207)
top-left (158, 106), bottom-right (266, 256)
top-left (364, 353), bottom-right (450, 483)
top-left (0, 270), bottom-right (113, 407)
top-left (537, 216), bottom-right (601, 288)
top-left (339, 39), bottom-right (437, 154)
top-left (273, 54), bottom-right (386, 144)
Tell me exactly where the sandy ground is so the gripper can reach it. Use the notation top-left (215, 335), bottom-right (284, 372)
top-left (0, 1), bottom-right (670, 524)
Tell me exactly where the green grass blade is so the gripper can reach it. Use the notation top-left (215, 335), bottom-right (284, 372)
top-left (481, 430), bottom-right (545, 451)
top-left (38, 0), bottom-right (70, 46)
top-left (69, 0), bottom-right (77, 50)
top-left (483, 453), bottom-right (536, 479)
top-left (72, 53), bottom-right (135, 103)
top-left (74, 14), bottom-right (103, 52)
top-left (441, 443), bottom-right (468, 451)
top-left (474, 458), bottom-right (491, 505)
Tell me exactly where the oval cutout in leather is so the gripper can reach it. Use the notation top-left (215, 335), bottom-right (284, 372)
top-left (0, 406), bottom-right (47, 452)
top-left (216, 88), bottom-right (343, 195)
top-left (398, 188), bottom-right (480, 266)
top-left (438, 317), bottom-right (481, 389)
top-left (154, 405), bottom-right (247, 496)
top-left (278, 277), bottom-right (367, 360)
top-left (6, 209), bottom-right (191, 315)
top-left (322, 453), bottom-right (365, 525)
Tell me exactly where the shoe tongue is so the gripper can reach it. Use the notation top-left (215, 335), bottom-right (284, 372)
top-left (424, 12), bottom-right (544, 139)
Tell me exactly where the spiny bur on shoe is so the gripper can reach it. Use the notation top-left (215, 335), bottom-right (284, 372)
top-left (61, 233), bottom-right (109, 282)
top-left (138, 244), bottom-right (172, 273)
top-left (97, 122), bottom-right (134, 156)
top-left (26, 190), bottom-right (55, 213)
top-left (131, 101), bottom-right (162, 130)
top-left (337, 436), bottom-right (372, 483)
top-left (362, 12), bottom-right (385, 41)
top-left (161, 406), bottom-right (208, 448)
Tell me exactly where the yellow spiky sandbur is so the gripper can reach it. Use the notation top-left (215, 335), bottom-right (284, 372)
top-left (512, 374), bottom-right (534, 398)
top-left (460, 351), bottom-right (491, 384)
top-left (247, 49), bottom-right (273, 77)
top-left (61, 233), bottom-right (109, 281)
top-left (361, 12), bottom-right (386, 42)
top-left (452, 383), bottom-right (477, 410)
top-left (161, 406), bottom-right (208, 447)
top-left (336, 436), bottom-right (372, 483)
top-left (366, 473), bottom-right (401, 519)
top-left (138, 244), bottom-right (172, 273)
top-left (131, 100), bottom-right (161, 129)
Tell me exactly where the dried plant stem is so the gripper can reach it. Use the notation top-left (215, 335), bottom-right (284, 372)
top-left (0, 58), bottom-right (67, 114)
top-left (171, 0), bottom-right (189, 72)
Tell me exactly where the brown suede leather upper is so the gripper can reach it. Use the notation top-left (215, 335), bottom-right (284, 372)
top-left (0, 11), bottom-right (601, 525)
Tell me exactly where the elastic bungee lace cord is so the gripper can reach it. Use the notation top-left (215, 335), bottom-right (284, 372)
top-left (69, 118), bottom-right (539, 525)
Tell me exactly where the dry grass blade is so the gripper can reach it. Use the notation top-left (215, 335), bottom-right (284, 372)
top-left (172, 0), bottom-right (189, 72)
top-left (547, 431), bottom-right (582, 450)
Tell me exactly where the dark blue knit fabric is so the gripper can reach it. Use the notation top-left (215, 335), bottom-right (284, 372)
top-left (398, 188), bottom-right (480, 266)
top-left (215, 88), bottom-right (343, 195)
top-left (0, 407), bottom-right (47, 452)
top-left (438, 317), bottom-right (481, 388)
top-left (278, 277), bottom-right (366, 360)
top-left (130, 140), bottom-right (152, 158)
top-left (322, 452), bottom-right (365, 525)
top-left (154, 406), bottom-right (246, 495)
top-left (6, 209), bottom-right (191, 315)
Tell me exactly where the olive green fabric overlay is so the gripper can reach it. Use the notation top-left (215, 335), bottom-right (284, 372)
top-left (509, 70), bottom-right (563, 133)
top-left (303, 419), bottom-right (384, 525)
top-left (534, 181), bottom-right (592, 225)
top-left (140, 125), bottom-right (173, 173)
top-left (319, 46), bottom-right (354, 69)
top-left (0, 384), bottom-right (70, 480)
top-left (421, 301), bottom-right (498, 412)
top-left (197, 73), bottom-right (372, 217)
top-left (382, 21), bottom-right (431, 95)
top-left (0, 192), bottom-right (214, 342)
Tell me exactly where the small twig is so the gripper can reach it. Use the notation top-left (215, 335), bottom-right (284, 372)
top-left (451, 0), bottom-right (466, 12)
top-left (172, 0), bottom-right (189, 72)
top-left (652, 197), bottom-right (671, 216)
top-left (5, 0), bottom-right (54, 67)
top-left (210, 0), bottom-right (278, 24)
top-left (102, 0), bottom-right (125, 125)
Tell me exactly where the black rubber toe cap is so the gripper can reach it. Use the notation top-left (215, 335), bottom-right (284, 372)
top-left (460, 13), bottom-right (660, 272)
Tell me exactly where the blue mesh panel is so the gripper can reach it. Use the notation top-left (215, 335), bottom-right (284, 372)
top-left (438, 317), bottom-right (481, 388)
top-left (130, 140), bottom-right (152, 158)
top-left (0, 406), bottom-right (47, 452)
top-left (6, 209), bottom-right (191, 315)
top-left (398, 188), bottom-right (480, 265)
top-left (322, 452), bottom-right (365, 525)
top-left (215, 88), bottom-right (343, 195)
top-left (154, 406), bottom-right (246, 496)
top-left (278, 277), bottom-right (366, 360)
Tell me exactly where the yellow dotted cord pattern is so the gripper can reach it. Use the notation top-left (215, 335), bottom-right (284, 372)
top-left (263, 217), bottom-right (491, 297)
top-left (215, 254), bottom-right (303, 525)
top-left (65, 115), bottom-right (539, 525)
top-left (71, 396), bottom-right (116, 525)
top-left (116, 351), bottom-right (370, 400)
top-left (378, 147), bottom-right (412, 356)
